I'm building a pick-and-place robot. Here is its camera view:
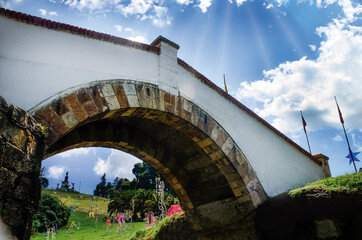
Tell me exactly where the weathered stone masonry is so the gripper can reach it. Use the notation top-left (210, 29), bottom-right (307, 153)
top-left (30, 80), bottom-right (267, 238)
top-left (0, 96), bottom-right (45, 240)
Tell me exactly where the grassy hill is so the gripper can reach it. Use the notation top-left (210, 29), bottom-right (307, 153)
top-left (41, 189), bottom-right (110, 215)
top-left (289, 171), bottom-right (362, 197)
top-left (30, 190), bottom-right (145, 240)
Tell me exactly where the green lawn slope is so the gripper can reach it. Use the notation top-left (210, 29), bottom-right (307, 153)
top-left (42, 189), bottom-right (110, 215)
top-left (289, 172), bottom-right (362, 197)
top-left (31, 190), bottom-right (145, 240)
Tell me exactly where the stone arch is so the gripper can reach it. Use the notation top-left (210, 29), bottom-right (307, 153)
top-left (31, 79), bottom-right (267, 236)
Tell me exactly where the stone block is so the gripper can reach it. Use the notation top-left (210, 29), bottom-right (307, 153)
top-left (104, 95), bottom-right (121, 110)
top-left (37, 107), bottom-right (67, 135)
top-left (315, 219), bottom-right (340, 239)
top-left (51, 99), bottom-right (70, 116)
top-left (82, 101), bottom-right (100, 117)
top-left (60, 112), bottom-right (78, 129)
top-left (64, 94), bottom-right (88, 122)
top-left (76, 88), bottom-right (93, 103)
top-left (216, 128), bottom-right (228, 148)
top-left (197, 138), bottom-right (213, 148)
top-left (101, 84), bottom-right (116, 97)
top-left (221, 137), bottom-right (234, 156)
top-left (123, 83), bottom-right (137, 95)
top-left (127, 95), bottom-right (139, 107)
top-left (209, 150), bottom-right (224, 161)
top-left (91, 86), bottom-right (108, 112)
top-left (112, 84), bottom-right (129, 108)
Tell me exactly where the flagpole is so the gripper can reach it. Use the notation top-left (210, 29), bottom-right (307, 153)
top-left (300, 111), bottom-right (312, 154)
top-left (223, 74), bottom-right (228, 93)
top-left (334, 96), bottom-right (357, 173)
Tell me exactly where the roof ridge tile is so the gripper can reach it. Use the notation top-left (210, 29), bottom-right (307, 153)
top-left (0, 7), bottom-right (160, 54)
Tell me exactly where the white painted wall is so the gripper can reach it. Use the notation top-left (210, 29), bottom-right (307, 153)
top-left (0, 17), bottom-right (159, 110)
top-left (0, 16), bottom-right (326, 197)
top-left (177, 67), bottom-right (325, 196)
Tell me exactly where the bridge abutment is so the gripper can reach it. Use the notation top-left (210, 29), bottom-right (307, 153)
top-left (0, 96), bottom-right (45, 240)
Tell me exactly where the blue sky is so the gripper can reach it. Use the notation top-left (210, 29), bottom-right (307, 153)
top-left (1, 0), bottom-right (361, 194)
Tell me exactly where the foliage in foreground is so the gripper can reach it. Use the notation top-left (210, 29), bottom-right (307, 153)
top-left (289, 172), bottom-right (362, 197)
top-left (131, 213), bottom-right (183, 240)
top-left (32, 193), bottom-right (70, 233)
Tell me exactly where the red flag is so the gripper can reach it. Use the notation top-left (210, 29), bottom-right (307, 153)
top-left (301, 111), bottom-right (307, 133)
top-left (335, 98), bottom-right (344, 124)
top-left (300, 110), bottom-right (312, 154)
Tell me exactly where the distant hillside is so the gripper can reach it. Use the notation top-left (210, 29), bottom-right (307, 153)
top-left (42, 189), bottom-right (110, 215)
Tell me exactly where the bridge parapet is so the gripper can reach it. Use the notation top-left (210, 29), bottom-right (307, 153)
top-left (0, 7), bottom-right (330, 201)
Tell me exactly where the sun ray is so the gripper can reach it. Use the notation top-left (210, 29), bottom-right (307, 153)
top-left (246, 4), bottom-right (272, 70)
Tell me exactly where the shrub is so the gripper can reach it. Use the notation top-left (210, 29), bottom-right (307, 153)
top-left (32, 193), bottom-right (70, 233)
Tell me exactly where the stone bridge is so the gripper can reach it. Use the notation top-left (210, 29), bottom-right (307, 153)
top-left (0, 8), bottom-right (330, 240)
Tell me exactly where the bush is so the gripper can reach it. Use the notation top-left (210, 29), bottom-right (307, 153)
top-left (32, 193), bottom-right (70, 233)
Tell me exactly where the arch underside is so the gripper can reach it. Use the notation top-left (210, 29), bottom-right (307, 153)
top-left (33, 80), bottom-right (267, 232)
top-left (48, 114), bottom-right (235, 209)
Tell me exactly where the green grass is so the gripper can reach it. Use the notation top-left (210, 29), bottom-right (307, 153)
top-left (289, 172), bottom-right (362, 197)
top-left (42, 189), bottom-right (110, 215)
top-left (131, 213), bottom-right (183, 240)
top-left (31, 190), bottom-right (146, 239)
top-left (31, 211), bottom-right (144, 240)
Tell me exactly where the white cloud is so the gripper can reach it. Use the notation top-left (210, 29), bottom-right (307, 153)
top-left (119, 0), bottom-right (154, 17)
top-left (198, 0), bottom-right (212, 13)
top-left (124, 27), bottom-right (133, 32)
top-left (49, 0), bottom-right (56, 3)
top-left (57, 147), bottom-right (92, 158)
top-left (0, 0), bottom-right (23, 8)
top-left (236, 3), bottom-right (362, 134)
top-left (236, 0), bottom-right (248, 7)
top-left (49, 11), bottom-right (58, 16)
top-left (151, 6), bottom-right (172, 27)
top-left (64, 0), bottom-right (118, 11)
top-left (176, 0), bottom-right (193, 5)
top-left (48, 166), bottom-right (65, 179)
top-left (38, 8), bottom-right (47, 16)
top-left (333, 134), bottom-right (343, 142)
top-left (93, 149), bottom-right (142, 179)
top-left (127, 35), bottom-right (148, 43)
top-left (351, 133), bottom-right (362, 151)
top-left (308, 44), bottom-right (317, 51)
top-left (266, 3), bottom-right (274, 9)
top-left (114, 24), bottom-right (123, 32)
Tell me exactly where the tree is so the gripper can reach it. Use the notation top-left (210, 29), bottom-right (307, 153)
top-left (94, 173), bottom-right (113, 197)
top-left (100, 173), bottom-right (107, 186)
top-left (113, 177), bottom-right (126, 190)
top-left (121, 179), bottom-right (131, 190)
top-left (107, 190), bottom-right (135, 216)
top-left (132, 162), bottom-right (158, 190)
top-left (94, 173), bottom-right (106, 197)
top-left (40, 167), bottom-right (49, 189)
top-left (132, 189), bottom-right (158, 216)
top-left (32, 194), bottom-right (70, 233)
